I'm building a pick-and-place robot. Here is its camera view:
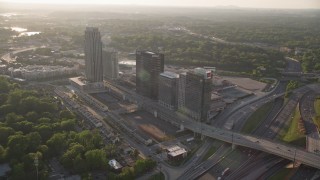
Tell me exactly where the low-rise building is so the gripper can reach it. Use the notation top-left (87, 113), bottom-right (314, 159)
top-left (166, 145), bottom-right (187, 161)
top-left (109, 159), bottom-right (123, 171)
top-left (13, 65), bottom-right (80, 80)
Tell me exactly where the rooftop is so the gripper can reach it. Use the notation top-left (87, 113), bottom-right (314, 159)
top-left (160, 71), bottom-right (179, 79)
top-left (168, 148), bottom-right (187, 157)
top-left (167, 145), bottom-right (181, 152)
top-left (69, 77), bottom-right (85, 86)
top-left (144, 51), bottom-right (155, 55)
top-left (108, 159), bottom-right (122, 170)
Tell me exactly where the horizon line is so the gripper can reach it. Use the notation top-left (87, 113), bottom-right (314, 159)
top-left (0, 1), bottom-right (320, 10)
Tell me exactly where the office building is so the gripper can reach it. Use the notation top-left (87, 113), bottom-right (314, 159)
top-left (103, 49), bottom-right (119, 80)
top-left (84, 27), bottom-right (103, 82)
top-left (158, 71), bottom-right (179, 110)
top-left (184, 68), bottom-right (212, 122)
top-left (177, 72), bottom-right (186, 110)
top-left (136, 50), bottom-right (164, 99)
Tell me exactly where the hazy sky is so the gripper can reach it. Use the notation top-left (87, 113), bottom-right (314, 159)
top-left (0, 0), bottom-right (319, 9)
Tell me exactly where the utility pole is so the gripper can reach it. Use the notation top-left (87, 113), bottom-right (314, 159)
top-left (34, 156), bottom-right (39, 180)
top-left (231, 123), bottom-right (236, 150)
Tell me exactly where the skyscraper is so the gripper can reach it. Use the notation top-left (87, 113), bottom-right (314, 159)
top-left (102, 49), bottom-right (119, 80)
top-left (84, 27), bottom-right (103, 82)
top-left (184, 68), bottom-right (212, 122)
top-left (158, 71), bottom-right (179, 110)
top-left (136, 50), bottom-right (164, 99)
top-left (178, 72), bottom-right (186, 111)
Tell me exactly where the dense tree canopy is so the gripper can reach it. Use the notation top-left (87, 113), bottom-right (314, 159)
top-left (0, 77), bottom-right (156, 179)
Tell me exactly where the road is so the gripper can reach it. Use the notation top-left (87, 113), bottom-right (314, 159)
top-left (222, 58), bottom-right (311, 179)
top-left (178, 144), bottom-right (232, 180)
top-left (104, 81), bottom-right (320, 170)
top-left (299, 89), bottom-right (320, 177)
top-left (1, 46), bottom-right (38, 63)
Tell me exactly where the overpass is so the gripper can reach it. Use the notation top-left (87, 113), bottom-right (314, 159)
top-left (182, 119), bottom-right (320, 170)
top-left (103, 81), bottom-right (320, 170)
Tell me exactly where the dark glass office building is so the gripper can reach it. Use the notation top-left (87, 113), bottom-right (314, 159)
top-left (185, 68), bottom-right (212, 122)
top-left (136, 50), bottom-right (164, 99)
top-left (158, 71), bottom-right (179, 110)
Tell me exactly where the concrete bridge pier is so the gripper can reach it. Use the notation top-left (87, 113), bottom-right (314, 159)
top-left (154, 110), bottom-right (158, 118)
top-left (232, 144), bottom-right (236, 150)
top-left (180, 124), bottom-right (184, 131)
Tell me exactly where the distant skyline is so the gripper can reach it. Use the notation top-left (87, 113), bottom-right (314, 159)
top-left (0, 0), bottom-right (319, 9)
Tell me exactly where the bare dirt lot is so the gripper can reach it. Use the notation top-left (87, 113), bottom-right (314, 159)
top-left (122, 111), bottom-right (178, 141)
top-left (222, 77), bottom-right (266, 91)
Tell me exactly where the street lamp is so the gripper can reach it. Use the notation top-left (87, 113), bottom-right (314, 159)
top-left (34, 156), bottom-right (39, 180)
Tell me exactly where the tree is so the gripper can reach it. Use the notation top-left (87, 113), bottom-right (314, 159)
top-left (61, 143), bottom-right (85, 168)
top-left (22, 152), bottom-right (42, 171)
top-left (37, 145), bottom-right (49, 158)
top-left (60, 110), bottom-right (75, 119)
top-left (104, 144), bottom-right (117, 158)
top-left (0, 145), bottom-right (5, 162)
top-left (0, 104), bottom-right (13, 115)
top-left (0, 77), bottom-right (10, 93)
top-left (12, 121), bottom-right (34, 134)
top-left (133, 158), bottom-right (156, 176)
top-left (19, 96), bottom-right (41, 114)
top-left (26, 132), bottom-right (42, 152)
top-left (7, 134), bottom-right (29, 159)
top-left (25, 111), bottom-right (39, 123)
top-left (46, 132), bottom-right (67, 155)
top-left (10, 163), bottom-right (26, 180)
top-left (34, 124), bottom-right (53, 142)
top-left (76, 130), bottom-right (103, 150)
top-left (0, 93), bottom-right (8, 105)
top-left (84, 149), bottom-right (107, 170)
top-left (73, 154), bottom-right (87, 173)
top-left (0, 126), bottom-right (15, 145)
top-left (5, 113), bottom-right (25, 125)
top-left (60, 119), bottom-right (76, 131)
top-left (119, 167), bottom-right (135, 180)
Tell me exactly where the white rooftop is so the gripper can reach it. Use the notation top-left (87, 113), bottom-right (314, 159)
top-left (109, 159), bottom-right (122, 170)
top-left (168, 148), bottom-right (187, 157)
top-left (160, 71), bottom-right (179, 79)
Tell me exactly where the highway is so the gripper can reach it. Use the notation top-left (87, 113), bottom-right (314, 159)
top-left (223, 58), bottom-right (317, 179)
top-left (300, 90), bottom-right (320, 157)
top-left (226, 85), bottom-right (286, 131)
top-left (104, 81), bottom-right (320, 170)
top-left (1, 46), bottom-right (38, 63)
top-left (177, 144), bottom-right (233, 180)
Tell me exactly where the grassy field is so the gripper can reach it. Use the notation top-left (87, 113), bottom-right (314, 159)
top-left (282, 106), bottom-right (305, 145)
top-left (315, 99), bottom-right (320, 115)
top-left (313, 98), bottom-right (320, 128)
top-left (268, 168), bottom-right (293, 180)
top-left (241, 101), bottom-right (274, 134)
top-left (202, 145), bottom-right (218, 161)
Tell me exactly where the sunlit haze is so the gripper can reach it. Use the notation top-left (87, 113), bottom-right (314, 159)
top-left (0, 0), bottom-right (319, 9)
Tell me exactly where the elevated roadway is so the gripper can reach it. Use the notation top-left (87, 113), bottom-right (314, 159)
top-left (104, 81), bottom-right (320, 170)
top-left (184, 121), bottom-right (320, 169)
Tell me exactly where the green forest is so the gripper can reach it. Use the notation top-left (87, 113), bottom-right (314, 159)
top-left (0, 77), bottom-right (155, 180)
top-left (111, 34), bottom-right (285, 75)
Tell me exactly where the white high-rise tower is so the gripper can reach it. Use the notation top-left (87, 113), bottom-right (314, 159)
top-left (84, 27), bottom-right (103, 82)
